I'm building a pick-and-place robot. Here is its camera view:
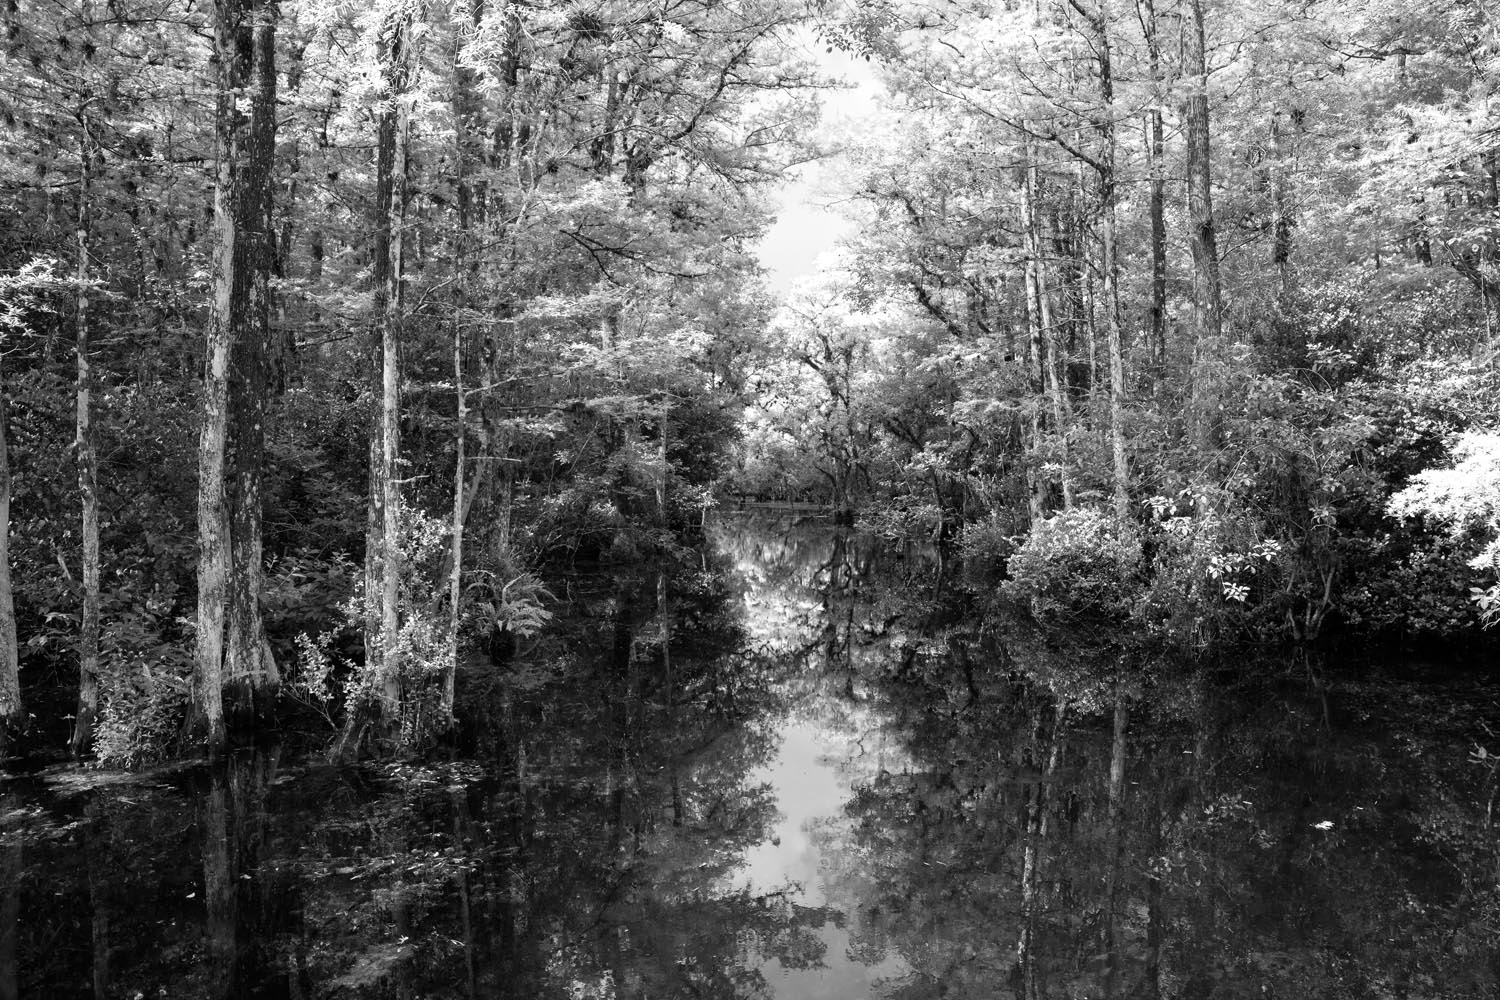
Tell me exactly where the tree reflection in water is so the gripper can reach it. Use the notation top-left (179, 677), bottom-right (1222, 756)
top-left (2, 512), bottom-right (1498, 997)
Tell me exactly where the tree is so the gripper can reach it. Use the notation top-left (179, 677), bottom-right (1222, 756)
top-left (193, 0), bottom-right (280, 751)
top-left (366, 1), bottom-right (415, 743)
top-left (72, 104), bottom-right (100, 757)
top-left (0, 356), bottom-right (16, 754)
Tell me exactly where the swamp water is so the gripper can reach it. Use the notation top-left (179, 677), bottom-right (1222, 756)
top-left (2, 511), bottom-right (1499, 998)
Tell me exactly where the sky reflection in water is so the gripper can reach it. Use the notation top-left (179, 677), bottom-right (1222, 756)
top-left (740, 719), bottom-right (910, 999)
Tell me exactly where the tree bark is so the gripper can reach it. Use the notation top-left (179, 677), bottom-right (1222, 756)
top-left (445, 311), bottom-right (465, 727)
top-left (1024, 143), bottom-right (1073, 510)
top-left (73, 111), bottom-right (101, 757)
top-left (1183, 0), bottom-right (1226, 453)
top-left (1138, 0), bottom-right (1169, 379)
top-left (0, 348), bottom-right (21, 753)
top-left (366, 7), bottom-right (414, 738)
top-left (194, 0), bottom-right (279, 753)
top-left (1092, 1), bottom-right (1131, 520)
top-left (1020, 147), bottom-right (1047, 525)
top-left (222, 5), bottom-right (279, 731)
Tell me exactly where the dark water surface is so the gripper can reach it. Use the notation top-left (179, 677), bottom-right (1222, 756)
top-left (3, 513), bottom-right (1499, 998)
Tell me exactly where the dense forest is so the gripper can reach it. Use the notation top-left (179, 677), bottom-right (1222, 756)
top-left (1, 0), bottom-right (1499, 766)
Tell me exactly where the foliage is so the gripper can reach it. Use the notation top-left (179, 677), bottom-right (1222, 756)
top-left (1001, 508), bottom-right (1143, 625)
top-left (1390, 430), bottom-right (1500, 626)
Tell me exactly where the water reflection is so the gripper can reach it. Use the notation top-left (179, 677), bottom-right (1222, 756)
top-left (1, 512), bottom-right (1498, 997)
top-left (742, 720), bottom-right (910, 998)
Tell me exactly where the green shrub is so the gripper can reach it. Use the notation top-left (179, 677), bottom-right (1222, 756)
top-left (1001, 508), bottom-right (1143, 623)
top-left (1132, 493), bottom-right (1281, 651)
top-left (958, 512), bottom-right (1019, 568)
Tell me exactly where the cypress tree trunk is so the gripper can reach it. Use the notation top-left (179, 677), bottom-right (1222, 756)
top-left (0, 370), bottom-right (17, 754)
top-left (224, 0), bottom-right (279, 732)
top-left (194, 0), bottom-right (279, 753)
top-left (1138, 0), bottom-right (1169, 379)
top-left (1020, 144), bottom-right (1047, 525)
top-left (73, 112), bottom-right (101, 756)
top-left (1183, 0), bottom-right (1226, 453)
top-left (365, 8), bottom-right (414, 741)
top-left (441, 5), bottom-right (485, 731)
top-left (1023, 142), bottom-right (1073, 510)
top-left (1092, 1), bottom-right (1131, 520)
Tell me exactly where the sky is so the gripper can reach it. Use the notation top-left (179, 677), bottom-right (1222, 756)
top-left (755, 41), bottom-right (884, 294)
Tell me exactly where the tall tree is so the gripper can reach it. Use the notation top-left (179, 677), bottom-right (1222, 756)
top-left (1136, 0), bottom-right (1169, 378)
top-left (0, 361), bottom-right (16, 755)
top-left (72, 105), bottom-right (101, 756)
top-left (1183, 0), bottom-right (1226, 453)
top-left (366, 3), bottom-right (416, 738)
top-left (1087, 0), bottom-right (1132, 520)
top-left (194, 0), bottom-right (280, 750)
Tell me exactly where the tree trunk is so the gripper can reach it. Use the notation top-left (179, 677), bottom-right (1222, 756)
top-left (1020, 147), bottom-right (1047, 524)
top-left (367, 7), bottom-right (414, 738)
top-left (1137, 0), bottom-right (1168, 379)
top-left (1093, 2), bottom-right (1131, 520)
top-left (0, 300), bottom-right (20, 751)
top-left (224, 0), bottom-right (279, 734)
top-left (445, 316), bottom-right (465, 727)
top-left (1183, 0), bottom-right (1225, 453)
top-left (194, 0), bottom-right (279, 753)
top-left (73, 113), bottom-right (101, 757)
top-left (1025, 144), bottom-right (1073, 510)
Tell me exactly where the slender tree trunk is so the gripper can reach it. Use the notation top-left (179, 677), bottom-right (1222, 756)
top-left (73, 113), bottom-right (101, 756)
top-left (0, 307), bottom-right (20, 748)
top-left (367, 8), bottom-right (414, 737)
top-left (1093, 2), bottom-right (1131, 519)
top-left (445, 315), bottom-right (464, 726)
top-left (1026, 146), bottom-right (1074, 509)
top-left (1183, 0), bottom-right (1225, 453)
top-left (1138, 0), bottom-right (1168, 379)
top-left (1020, 149), bottom-right (1047, 524)
top-left (657, 403), bottom-right (668, 526)
top-left (441, 5), bottom-right (485, 730)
